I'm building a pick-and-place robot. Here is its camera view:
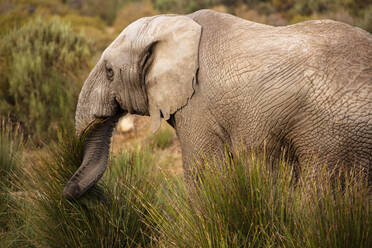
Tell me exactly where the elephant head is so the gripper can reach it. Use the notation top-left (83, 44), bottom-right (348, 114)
top-left (63, 15), bottom-right (202, 200)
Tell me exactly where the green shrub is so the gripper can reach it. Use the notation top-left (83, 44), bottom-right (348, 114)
top-left (0, 0), bottom-right (68, 36)
top-left (62, 13), bottom-right (113, 50)
top-left (65, 0), bottom-right (131, 25)
top-left (0, 16), bottom-right (92, 143)
top-left (339, 0), bottom-right (371, 17)
top-left (357, 5), bottom-right (372, 32)
top-left (0, 6), bottom-right (29, 36)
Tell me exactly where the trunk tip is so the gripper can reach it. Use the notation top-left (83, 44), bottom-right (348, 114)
top-left (63, 181), bottom-right (82, 200)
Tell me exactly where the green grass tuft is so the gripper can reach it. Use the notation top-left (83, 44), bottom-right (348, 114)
top-left (0, 118), bottom-right (24, 248)
top-left (149, 126), bottom-right (174, 150)
top-left (3, 129), bottom-right (163, 247)
top-left (143, 152), bottom-right (371, 248)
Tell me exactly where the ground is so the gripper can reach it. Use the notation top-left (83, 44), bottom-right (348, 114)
top-left (111, 115), bottom-right (184, 176)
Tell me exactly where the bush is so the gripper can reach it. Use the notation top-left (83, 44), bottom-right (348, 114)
top-left (62, 13), bottom-right (113, 50)
top-left (0, 0), bottom-right (68, 28)
top-left (357, 5), bottom-right (372, 32)
top-left (0, 4), bottom-right (30, 36)
top-left (0, 16), bottom-right (92, 143)
top-left (65, 0), bottom-right (132, 25)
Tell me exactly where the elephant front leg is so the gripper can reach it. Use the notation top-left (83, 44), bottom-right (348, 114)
top-left (177, 128), bottom-right (228, 201)
top-left (178, 139), bottom-right (226, 214)
top-left (172, 93), bottom-right (232, 200)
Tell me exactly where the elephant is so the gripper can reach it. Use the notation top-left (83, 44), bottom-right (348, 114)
top-left (63, 9), bottom-right (372, 200)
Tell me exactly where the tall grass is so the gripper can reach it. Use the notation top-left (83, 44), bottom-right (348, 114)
top-left (2, 129), bottom-right (163, 247)
top-left (144, 152), bottom-right (371, 248)
top-left (148, 125), bottom-right (174, 150)
top-left (0, 118), bottom-right (24, 248)
top-left (1, 122), bottom-right (370, 247)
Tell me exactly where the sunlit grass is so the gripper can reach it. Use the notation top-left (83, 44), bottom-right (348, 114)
top-left (0, 118), bottom-right (24, 247)
top-left (143, 152), bottom-right (371, 248)
top-left (2, 128), bottom-right (163, 247)
top-left (149, 125), bottom-right (174, 150)
top-left (1, 122), bottom-right (370, 247)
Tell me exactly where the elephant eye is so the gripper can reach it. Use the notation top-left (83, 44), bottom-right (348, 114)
top-left (106, 67), bottom-right (114, 81)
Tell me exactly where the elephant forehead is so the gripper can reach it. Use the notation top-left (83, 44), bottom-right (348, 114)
top-left (102, 50), bottom-right (132, 67)
top-left (123, 17), bottom-right (153, 39)
top-left (103, 40), bottom-right (130, 61)
top-left (106, 16), bottom-right (154, 51)
top-left (102, 18), bottom-right (156, 66)
top-left (101, 43), bottom-right (135, 69)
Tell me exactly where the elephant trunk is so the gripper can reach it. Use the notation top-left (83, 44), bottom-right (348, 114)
top-left (63, 116), bottom-right (121, 200)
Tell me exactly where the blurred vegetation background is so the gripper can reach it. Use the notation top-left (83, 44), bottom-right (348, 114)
top-left (0, 1), bottom-right (371, 247)
top-left (0, 0), bottom-right (371, 144)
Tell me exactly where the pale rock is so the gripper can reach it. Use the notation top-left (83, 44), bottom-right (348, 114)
top-left (117, 115), bottom-right (135, 133)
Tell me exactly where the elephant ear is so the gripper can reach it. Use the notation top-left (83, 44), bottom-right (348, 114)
top-left (144, 15), bottom-right (201, 132)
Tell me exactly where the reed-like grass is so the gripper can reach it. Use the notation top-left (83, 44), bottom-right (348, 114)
top-left (149, 125), bottom-right (174, 150)
top-left (1, 123), bottom-right (370, 247)
top-left (4, 129), bottom-right (163, 248)
top-left (0, 118), bottom-right (24, 247)
top-left (0, 119), bottom-right (23, 193)
top-left (143, 153), bottom-right (371, 248)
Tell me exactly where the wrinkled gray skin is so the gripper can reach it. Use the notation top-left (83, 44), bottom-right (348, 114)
top-left (63, 10), bottom-right (372, 200)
